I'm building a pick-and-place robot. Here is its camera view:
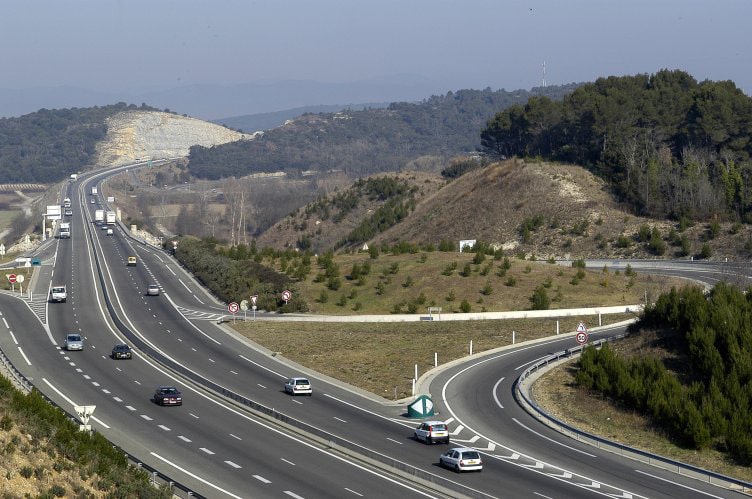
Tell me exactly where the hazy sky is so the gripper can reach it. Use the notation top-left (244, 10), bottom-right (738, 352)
top-left (2, 0), bottom-right (751, 94)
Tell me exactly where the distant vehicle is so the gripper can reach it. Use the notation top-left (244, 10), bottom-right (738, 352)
top-left (414, 421), bottom-right (450, 444)
top-left (64, 209), bottom-right (73, 216)
top-left (70, 173), bottom-right (78, 182)
top-left (146, 284), bottom-right (160, 296)
top-left (154, 386), bottom-right (182, 406)
top-left (106, 211), bottom-right (116, 225)
top-left (111, 344), bottom-right (132, 359)
top-left (106, 228), bottom-right (113, 236)
top-left (90, 198), bottom-right (95, 204)
top-left (100, 223), bottom-right (109, 230)
top-left (439, 447), bottom-right (483, 472)
top-left (62, 197), bottom-right (71, 208)
top-left (50, 285), bottom-right (67, 303)
top-left (127, 256), bottom-right (137, 266)
top-left (94, 209), bottom-right (104, 224)
top-left (63, 334), bottom-right (83, 351)
top-left (284, 377), bottom-right (312, 396)
top-left (91, 186), bottom-right (98, 195)
top-left (59, 222), bottom-right (71, 239)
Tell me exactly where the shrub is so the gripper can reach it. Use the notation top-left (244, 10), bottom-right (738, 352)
top-left (481, 282), bottom-right (493, 296)
top-left (375, 282), bottom-right (385, 295)
top-left (529, 285), bottom-right (550, 310)
top-left (505, 276), bottom-right (517, 287)
top-left (699, 243), bottom-right (712, 259)
top-left (336, 294), bottom-right (347, 306)
top-left (616, 234), bottom-right (632, 248)
top-left (402, 276), bottom-right (413, 288)
top-left (438, 239), bottom-right (455, 251)
top-left (318, 291), bottom-right (328, 303)
top-left (446, 290), bottom-right (456, 302)
top-left (20, 466), bottom-right (33, 479)
top-left (459, 299), bottom-right (471, 313)
top-left (472, 252), bottom-right (485, 265)
top-left (461, 263), bottom-right (472, 277)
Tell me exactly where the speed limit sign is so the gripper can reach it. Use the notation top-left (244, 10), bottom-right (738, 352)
top-left (576, 331), bottom-right (589, 345)
top-left (228, 302), bottom-right (239, 314)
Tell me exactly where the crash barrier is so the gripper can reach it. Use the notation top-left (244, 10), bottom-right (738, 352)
top-left (88, 231), bottom-right (491, 499)
top-left (0, 344), bottom-right (203, 498)
top-left (515, 335), bottom-right (752, 494)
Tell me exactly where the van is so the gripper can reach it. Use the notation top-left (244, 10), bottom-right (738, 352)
top-left (127, 256), bottom-right (137, 266)
top-left (50, 285), bottom-right (67, 303)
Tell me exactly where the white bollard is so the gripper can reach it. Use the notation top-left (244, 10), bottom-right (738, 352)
top-left (512, 330), bottom-right (516, 344)
top-left (415, 364), bottom-right (418, 381)
top-left (598, 313), bottom-right (602, 326)
top-left (556, 320), bottom-right (559, 335)
top-left (469, 340), bottom-right (473, 356)
top-left (412, 378), bottom-right (416, 396)
top-left (434, 352), bottom-right (438, 367)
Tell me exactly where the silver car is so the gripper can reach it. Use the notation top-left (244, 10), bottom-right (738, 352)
top-left (63, 334), bottom-right (83, 351)
top-left (146, 284), bottom-right (160, 296)
top-left (284, 377), bottom-right (312, 396)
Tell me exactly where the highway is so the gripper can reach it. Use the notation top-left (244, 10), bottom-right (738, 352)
top-left (1, 164), bottom-right (749, 498)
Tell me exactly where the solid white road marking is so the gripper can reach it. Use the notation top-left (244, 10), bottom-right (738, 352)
top-left (239, 354), bottom-right (286, 378)
top-left (41, 378), bottom-right (110, 428)
top-left (512, 417), bottom-right (596, 457)
top-left (17, 347), bottom-right (31, 366)
top-left (200, 447), bottom-right (215, 455)
top-left (151, 452), bottom-right (242, 499)
top-left (492, 377), bottom-right (505, 409)
top-left (178, 435), bottom-right (192, 442)
top-left (634, 470), bottom-right (725, 498)
top-left (515, 355), bottom-right (550, 371)
top-left (280, 458), bottom-right (295, 466)
top-left (253, 475), bottom-right (271, 484)
top-left (225, 461), bottom-right (241, 469)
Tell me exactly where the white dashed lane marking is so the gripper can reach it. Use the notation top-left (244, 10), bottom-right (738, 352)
top-left (253, 475), bottom-right (271, 484)
top-left (158, 425), bottom-right (171, 431)
top-left (225, 461), bottom-right (241, 469)
top-left (199, 448), bottom-right (215, 455)
top-left (230, 434), bottom-right (242, 440)
top-left (178, 436), bottom-right (192, 443)
top-left (280, 458), bottom-right (295, 466)
top-left (125, 406), bottom-right (136, 411)
top-left (140, 415), bottom-right (153, 421)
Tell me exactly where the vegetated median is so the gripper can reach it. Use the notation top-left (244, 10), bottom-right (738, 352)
top-left (231, 314), bottom-right (635, 401)
top-left (532, 283), bottom-right (752, 484)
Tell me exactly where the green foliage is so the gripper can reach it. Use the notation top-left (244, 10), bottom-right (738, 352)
top-left (337, 294), bottom-right (348, 307)
top-left (479, 69), bottom-right (752, 222)
top-left (481, 282), bottom-right (493, 296)
top-left (579, 284), bottom-right (752, 465)
top-left (571, 259), bottom-right (586, 269)
top-left (648, 227), bottom-right (666, 255)
top-left (518, 215), bottom-right (545, 242)
top-left (368, 245), bottom-right (380, 259)
top-left (175, 237), bottom-right (307, 313)
top-left (504, 276), bottom-right (517, 287)
top-left (441, 155), bottom-right (484, 179)
top-left (529, 285), bottom-right (551, 310)
top-left (318, 290), bottom-right (328, 303)
top-left (402, 276), bottom-right (414, 288)
top-left (472, 252), bottom-right (485, 265)
top-left (699, 243), bottom-right (712, 259)
top-left (0, 103), bottom-right (157, 183)
top-left (461, 263), bottom-right (472, 277)
top-left (446, 289), bottom-right (456, 302)
top-left (189, 86), bottom-right (579, 181)
top-left (459, 299), bottom-right (471, 313)
top-left (438, 240), bottom-right (455, 252)
top-left (442, 261), bottom-right (457, 276)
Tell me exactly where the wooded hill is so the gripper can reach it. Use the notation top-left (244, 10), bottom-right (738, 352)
top-left (186, 84), bottom-right (581, 180)
top-left (480, 70), bottom-right (752, 223)
top-left (0, 102), bottom-right (157, 183)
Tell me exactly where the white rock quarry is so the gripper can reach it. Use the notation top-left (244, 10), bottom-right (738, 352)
top-left (96, 110), bottom-right (259, 166)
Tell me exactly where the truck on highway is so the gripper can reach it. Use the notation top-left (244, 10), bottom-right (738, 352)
top-left (94, 209), bottom-right (104, 225)
top-left (106, 211), bottom-right (116, 225)
top-left (50, 285), bottom-right (67, 303)
top-left (62, 197), bottom-right (71, 208)
top-left (91, 186), bottom-right (98, 195)
top-left (70, 173), bottom-right (78, 182)
top-left (59, 222), bottom-right (71, 238)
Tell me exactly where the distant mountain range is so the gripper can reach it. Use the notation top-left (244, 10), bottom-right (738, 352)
top-left (0, 75), bottom-right (446, 120)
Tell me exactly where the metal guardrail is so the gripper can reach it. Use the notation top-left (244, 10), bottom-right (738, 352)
top-left (514, 335), bottom-right (752, 495)
top-left (0, 343), bottom-right (202, 498)
top-left (87, 223), bottom-right (485, 499)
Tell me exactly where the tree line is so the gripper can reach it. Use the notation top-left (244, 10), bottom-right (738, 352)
top-left (186, 85), bottom-right (580, 180)
top-left (576, 283), bottom-right (752, 464)
top-left (480, 70), bottom-right (752, 222)
top-left (0, 102), bottom-right (157, 183)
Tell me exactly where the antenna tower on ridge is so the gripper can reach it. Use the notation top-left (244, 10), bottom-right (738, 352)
top-left (542, 61), bottom-right (547, 88)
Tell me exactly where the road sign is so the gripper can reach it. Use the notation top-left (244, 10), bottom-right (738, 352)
top-left (281, 290), bottom-right (292, 302)
top-left (7, 274), bottom-right (16, 283)
top-left (240, 300), bottom-right (249, 311)
top-left (0, 244), bottom-right (5, 256)
top-left (250, 294), bottom-right (258, 306)
top-left (228, 302), bottom-right (239, 314)
top-left (576, 322), bottom-right (588, 333)
top-left (15, 275), bottom-right (24, 283)
top-left (575, 331), bottom-right (589, 345)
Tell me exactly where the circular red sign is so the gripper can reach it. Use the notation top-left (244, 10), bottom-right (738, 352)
top-left (575, 331), bottom-right (589, 345)
top-left (228, 302), bottom-right (239, 314)
top-left (8, 274), bottom-right (17, 283)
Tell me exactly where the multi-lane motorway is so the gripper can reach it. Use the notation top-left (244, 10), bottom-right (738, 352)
top-left (0, 165), bottom-right (749, 498)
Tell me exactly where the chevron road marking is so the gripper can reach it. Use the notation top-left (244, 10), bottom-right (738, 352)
top-left (450, 424), bottom-right (464, 435)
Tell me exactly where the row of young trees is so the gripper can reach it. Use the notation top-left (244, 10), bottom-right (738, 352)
top-left (480, 70), bottom-right (752, 222)
top-left (576, 283), bottom-right (752, 464)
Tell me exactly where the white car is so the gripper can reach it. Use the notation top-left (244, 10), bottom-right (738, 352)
top-left (63, 333), bottom-right (84, 351)
top-left (284, 377), bottom-right (312, 396)
top-left (414, 421), bottom-right (449, 444)
top-left (439, 447), bottom-right (483, 472)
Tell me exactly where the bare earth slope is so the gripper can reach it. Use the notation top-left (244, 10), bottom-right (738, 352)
top-left (96, 110), bottom-right (257, 166)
